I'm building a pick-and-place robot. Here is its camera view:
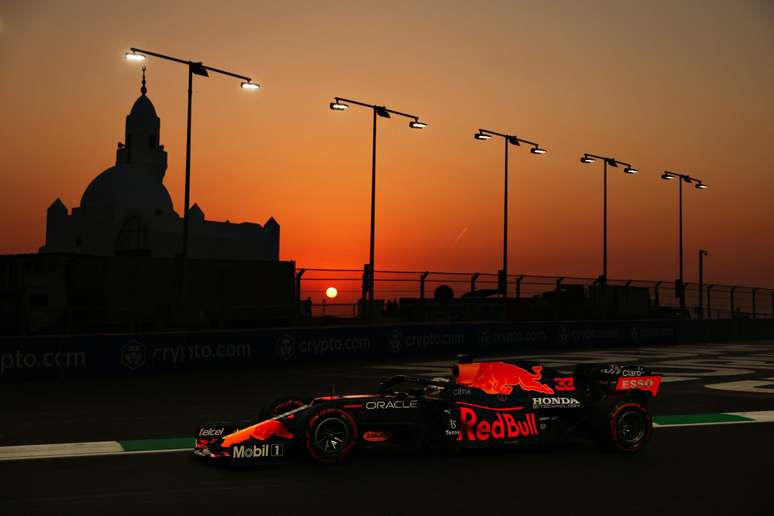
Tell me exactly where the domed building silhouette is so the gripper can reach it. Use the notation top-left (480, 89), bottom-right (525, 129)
top-left (40, 70), bottom-right (279, 260)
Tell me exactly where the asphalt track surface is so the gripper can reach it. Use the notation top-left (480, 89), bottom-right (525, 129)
top-left (2, 341), bottom-right (774, 515)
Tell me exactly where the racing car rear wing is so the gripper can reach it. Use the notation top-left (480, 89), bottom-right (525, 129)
top-left (574, 364), bottom-right (662, 397)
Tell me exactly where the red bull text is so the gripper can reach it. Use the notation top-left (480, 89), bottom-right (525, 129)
top-left (457, 405), bottom-right (540, 441)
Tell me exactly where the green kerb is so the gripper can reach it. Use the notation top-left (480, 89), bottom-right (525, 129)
top-left (654, 413), bottom-right (751, 426)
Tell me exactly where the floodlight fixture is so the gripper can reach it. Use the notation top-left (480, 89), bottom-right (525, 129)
top-left (124, 51), bottom-right (146, 62)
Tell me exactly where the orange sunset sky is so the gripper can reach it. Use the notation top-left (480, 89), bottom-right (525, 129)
top-left (1, 0), bottom-right (773, 289)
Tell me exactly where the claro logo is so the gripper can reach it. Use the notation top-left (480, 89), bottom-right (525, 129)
top-left (457, 406), bottom-right (539, 441)
top-left (365, 399), bottom-right (418, 410)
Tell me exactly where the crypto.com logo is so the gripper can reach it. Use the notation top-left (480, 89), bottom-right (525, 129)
top-left (389, 331), bottom-right (402, 353)
top-left (121, 339), bottom-right (146, 371)
top-left (276, 334), bottom-right (296, 361)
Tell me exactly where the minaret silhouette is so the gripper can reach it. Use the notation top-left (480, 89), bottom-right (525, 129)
top-left (116, 66), bottom-right (168, 181)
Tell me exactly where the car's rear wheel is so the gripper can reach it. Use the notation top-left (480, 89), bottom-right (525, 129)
top-left (596, 401), bottom-right (652, 453)
top-left (302, 407), bottom-right (358, 464)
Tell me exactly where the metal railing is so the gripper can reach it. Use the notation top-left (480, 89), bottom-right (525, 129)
top-left (296, 267), bottom-right (774, 320)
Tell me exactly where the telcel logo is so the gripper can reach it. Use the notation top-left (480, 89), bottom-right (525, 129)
top-left (365, 399), bottom-right (418, 410)
top-left (232, 444), bottom-right (284, 459)
top-left (198, 428), bottom-right (224, 437)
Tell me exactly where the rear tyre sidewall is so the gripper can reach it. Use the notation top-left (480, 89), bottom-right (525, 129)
top-left (607, 402), bottom-right (652, 453)
top-left (303, 407), bottom-right (358, 464)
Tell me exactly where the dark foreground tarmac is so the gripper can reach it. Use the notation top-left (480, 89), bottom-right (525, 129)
top-left (1, 341), bottom-right (773, 515)
top-left (1, 424), bottom-right (772, 515)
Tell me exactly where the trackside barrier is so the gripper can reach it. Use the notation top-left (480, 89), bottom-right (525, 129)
top-left (1, 319), bottom-right (773, 381)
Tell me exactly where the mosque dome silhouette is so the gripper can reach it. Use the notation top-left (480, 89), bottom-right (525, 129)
top-left (80, 67), bottom-right (172, 214)
top-left (128, 94), bottom-right (158, 119)
top-left (80, 165), bottom-right (174, 213)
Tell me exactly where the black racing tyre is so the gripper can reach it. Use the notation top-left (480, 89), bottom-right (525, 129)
top-left (301, 406), bottom-right (358, 464)
top-left (596, 401), bottom-right (652, 453)
top-left (262, 396), bottom-right (307, 419)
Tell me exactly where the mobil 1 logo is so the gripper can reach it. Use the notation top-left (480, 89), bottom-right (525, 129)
top-left (231, 443), bottom-right (284, 460)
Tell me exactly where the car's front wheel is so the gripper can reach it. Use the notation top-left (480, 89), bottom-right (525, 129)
top-left (301, 407), bottom-right (358, 464)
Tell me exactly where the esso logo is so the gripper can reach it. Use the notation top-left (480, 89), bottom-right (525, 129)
top-left (620, 378), bottom-right (653, 389)
top-left (615, 376), bottom-right (661, 396)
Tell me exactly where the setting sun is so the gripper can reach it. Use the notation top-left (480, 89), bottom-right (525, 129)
top-left (325, 287), bottom-right (338, 299)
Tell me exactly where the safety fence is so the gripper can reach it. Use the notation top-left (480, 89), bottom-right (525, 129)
top-left (295, 267), bottom-right (774, 320)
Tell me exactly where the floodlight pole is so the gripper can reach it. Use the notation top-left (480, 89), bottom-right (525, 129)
top-left (330, 97), bottom-right (425, 318)
top-left (126, 48), bottom-right (256, 308)
top-left (580, 153), bottom-right (636, 287)
top-left (184, 65), bottom-right (193, 266)
top-left (475, 129), bottom-right (546, 319)
top-left (370, 106), bottom-right (377, 311)
top-left (604, 158), bottom-right (608, 285)
top-left (679, 177), bottom-right (684, 311)
top-left (503, 136), bottom-right (509, 303)
top-left (662, 170), bottom-right (707, 314)
top-left (698, 249), bottom-right (708, 319)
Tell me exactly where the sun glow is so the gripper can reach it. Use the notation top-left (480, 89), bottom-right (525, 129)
top-left (325, 287), bottom-right (338, 299)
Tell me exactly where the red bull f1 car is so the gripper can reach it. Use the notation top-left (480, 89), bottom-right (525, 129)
top-left (194, 357), bottom-right (662, 465)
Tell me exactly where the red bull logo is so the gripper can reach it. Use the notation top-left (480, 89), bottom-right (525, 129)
top-left (457, 405), bottom-right (539, 441)
top-left (454, 362), bottom-right (555, 395)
